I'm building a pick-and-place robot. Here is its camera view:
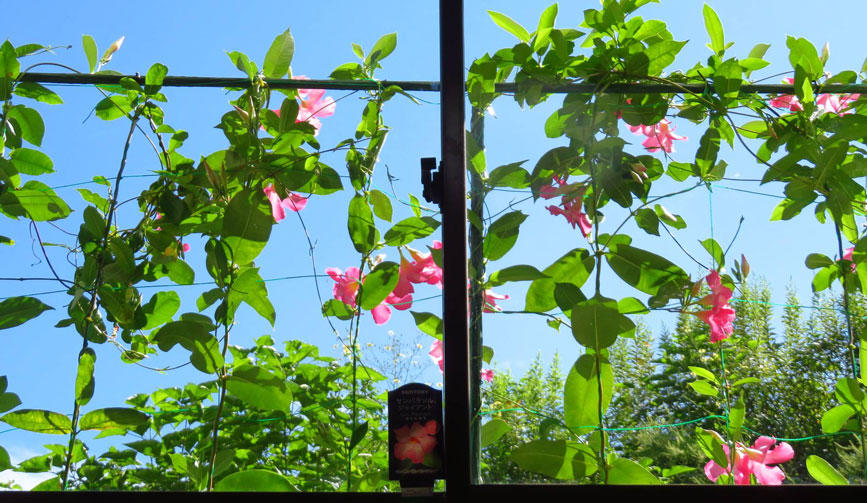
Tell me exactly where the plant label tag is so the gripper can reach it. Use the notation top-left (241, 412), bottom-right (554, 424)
top-left (387, 382), bottom-right (445, 484)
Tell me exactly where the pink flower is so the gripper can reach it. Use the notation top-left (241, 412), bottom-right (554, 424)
top-left (705, 436), bottom-right (794, 485)
top-left (264, 185), bottom-right (307, 223)
top-left (181, 242), bottom-right (190, 253)
top-left (541, 176), bottom-right (592, 237)
top-left (817, 92), bottom-right (860, 116)
top-left (393, 420), bottom-right (438, 464)
top-left (291, 75), bottom-right (336, 135)
top-left (483, 289), bottom-right (508, 313)
top-left (481, 368), bottom-right (494, 382)
top-left (429, 339), bottom-right (444, 372)
top-left (628, 119), bottom-right (686, 153)
top-left (694, 270), bottom-right (736, 342)
top-left (842, 246), bottom-right (856, 272)
top-left (326, 267), bottom-right (362, 308)
top-left (769, 78), bottom-right (804, 112)
top-left (405, 241), bottom-right (444, 288)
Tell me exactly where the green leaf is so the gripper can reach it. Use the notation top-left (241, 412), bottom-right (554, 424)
top-left (0, 445), bottom-right (10, 471)
top-left (689, 380), bottom-right (719, 397)
top-left (835, 377), bottom-right (865, 407)
top-left (488, 264), bottom-right (547, 287)
top-left (322, 299), bottom-right (355, 320)
top-left (0, 180), bottom-right (71, 221)
top-left (79, 407), bottom-right (149, 431)
top-left (488, 11), bottom-right (531, 42)
top-left (141, 291), bottom-right (180, 330)
top-left (695, 128), bottom-right (721, 176)
top-left (654, 204), bottom-right (686, 229)
top-left (481, 418), bottom-right (512, 448)
top-left (13, 82), bottom-right (63, 104)
top-left (215, 469), bottom-right (295, 492)
top-left (701, 238), bottom-right (725, 269)
top-left (806, 253), bottom-right (834, 269)
top-left (410, 311), bottom-right (442, 340)
top-left (30, 477), bottom-right (60, 491)
top-left (0, 235), bottom-right (12, 245)
top-left (822, 404), bottom-right (856, 433)
top-left (688, 366), bottom-right (718, 383)
top-left (606, 243), bottom-right (688, 298)
top-left (10, 148), bottom-right (53, 175)
top-left (221, 189), bottom-right (273, 265)
top-left (695, 428), bottom-right (728, 467)
top-left (713, 58), bottom-right (742, 99)
top-left (383, 216), bottom-right (439, 247)
top-left (487, 161), bottom-right (530, 189)
top-left (228, 267), bottom-right (276, 325)
top-left (369, 189), bottom-right (392, 222)
top-left (645, 40), bottom-right (687, 76)
top-left (571, 296), bottom-right (634, 349)
top-left (702, 4), bottom-right (725, 54)
top-left (365, 33), bottom-right (397, 68)
top-left (730, 394), bottom-right (745, 441)
top-left (564, 352), bottom-right (613, 433)
top-left (94, 95), bottom-right (132, 121)
top-left (482, 345), bottom-right (494, 364)
top-left (75, 348), bottom-right (96, 407)
top-left (510, 440), bottom-right (597, 480)
top-left (144, 62), bottom-right (168, 93)
top-left (360, 261), bottom-right (400, 310)
top-left (634, 208), bottom-right (659, 236)
top-left (0, 296), bottom-right (53, 330)
top-left (608, 457), bottom-right (661, 484)
top-left (0, 41), bottom-right (19, 101)
top-left (0, 392), bottom-right (21, 414)
top-left (348, 195), bottom-right (377, 253)
top-left (227, 366), bottom-right (293, 412)
top-left (533, 4), bottom-right (558, 52)
top-left (6, 105), bottom-right (44, 146)
top-left (0, 409), bottom-right (72, 434)
top-left (483, 211), bottom-right (527, 261)
top-left (82, 35), bottom-right (98, 73)
top-left (349, 421), bottom-right (368, 450)
top-left (263, 28), bottom-right (295, 79)
top-left (807, 455), bottom-right (849, 485)
top-left (525, 248), bottom-right (593, 312)
top-left (153, 320), bottom-right (224, 374)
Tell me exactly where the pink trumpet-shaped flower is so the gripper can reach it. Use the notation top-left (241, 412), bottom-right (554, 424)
top-left (481, 368), bottom-right (495, 383)
top-left (326, 267), bottom-right (362, 308)
top-left (483, 289), bottom-right (509, 313)
top-left (393, 420), bottom-right (438, 464)
top-left (295, 75), bottom-right (336, 135)
top-left (769, 78), bottom-right (804, 112)
top-left (542, 176), bottom-right (593, 237)
top-left (628, 119), bottom-right (686, 153)
top-left (842, 246), bottom-right (856, 272)
top-left (817, 92), bottom-right (861, 116)
top-left (694, 270), bottom-right (736, 343)
top-left (705, 436), bottom-right (794, 485)
top-left (405, 241), bottom-right (444, 288)
top-left (264, 185), bottom-right (307, 223)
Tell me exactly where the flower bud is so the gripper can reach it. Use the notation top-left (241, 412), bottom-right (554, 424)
top-left (741, 254), bottom-right (750, 279)
top-left (100, 36), bottom-right (125, 64)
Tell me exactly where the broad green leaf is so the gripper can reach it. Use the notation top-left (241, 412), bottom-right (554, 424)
top-left (702, 4), bottom-right (725, 54)
top-left (0, 409), bottom-right (72, 434)
top-left (0, 296), bottom-right (53, 330)
top-left (0, 235), bottom-right (12, 245)
top-left (488, 11), bottom-right (531, 42)
top-left (0, 41), bottom-right (18, 101)
top-left (410, 311), bottom-right (442, 340)
top-left (695, 428), bottom-right (728, 467)
top-left (360, 261), bottom-right (400, 310)
top-left (564, 352), bottom-right (613, 433)
top-left (533, 4), bottom-right (558, 52)
top-left (144, 62), bottom-right (168, 93)
top-left (75, 348), bottom-right (96, 406)
top-left (821, 404), bottom-right (856, 433)
top-left (606, 243), bottom-right (688, 297)
top-left (526, 248), bottom-right (593, 312)
top-left (805, 253), bottom-right (834, 269)
top-left (701, 238), bottom-right (725, 269)
top-left (688, 366), bottom-right (718, 383)
top-left (228, 267), bottom-right (275, 325)
top-left (488, 264), bottom-right (547, 287)
top-left (141, 291), bottom-right (181, 330)
top-left (383, 216), bottom-right (439, 247)
top-left (6, 105), bottom-right (44, 146)
top-left (82, 35), bottom-right (98, 73)
top-left (713, 58), bottom-right (742, 99)
top-left (153, 320), bottom-right (224, 374)
top-left (0, 446), bottom-right (10, 471)
top-left (688, 380), bottom-right (719, 397)
top-left (349, 421), bottom-right (368, 450)
top-left (369, 189), bottom-right (393, 222)
top-left (835, 377), bottom-right (865, 407)
top-left (481, 418), bottom-right (512, 448)
top-left (487, 161), bottom-right (530, 189)
top-left (608, 457), bottom-right (661, 484)
top-left (94, 95), bottom-right (132, 121)
top-left (645, 40), bottom-right (687, 76)
top-left (634, 208), bottom-right (659, 236)
top-left (227, 366), bottom-right (293, 412)
top-left (730, 394), bottom-right (745, 441)
top-left (0, 392), bottom-right (21, 414)
top-left (30, 477), bottom-right (60, 491)
top-left (695, 128), bottom-right (721, 176)
top-left (348, 195), bottom-right (377, 253)
top-left (482, 345), bottom-right (494, 363)
top-left (215, 469), bottom-right (295, 492)
top-left (263, 28), bottom-right (295, 79)
top-left (221, 189), bottom-right (273, 265)
top-left (510, 440), bottom-right (596, 479)
top-left (571, 296), bottom-right (634, 349)
top-left (322, 299), bottom-right (355, 320)
top-left (654, 204), bottom-right (686, 229)
top-left (10, 148), bottom-right (53, 175)
top-left (365, 33), bottom-right (397, 68)
top-left (13, 82), bottom-right (63, 105)
top-left (807, 455), bottom-right (849, 485)
top-left (79, 407), bottom-right (149, 431)
top-left (483, 211), bottom-right (527, 261)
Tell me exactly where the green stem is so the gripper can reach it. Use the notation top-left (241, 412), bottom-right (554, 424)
top-left (717, 344), bottom-right (736, 486)
top-left (834, 222), bottom-right (867, 480)
top-left (468, 106), bottom-right (485, 483)
top-left (206, 320), bottom-right (231, 491)
top-left (589, 133), bottom-right (608, 484)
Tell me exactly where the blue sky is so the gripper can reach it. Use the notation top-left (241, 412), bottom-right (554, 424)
top-left (2, 0), bottom-right (866, 487)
